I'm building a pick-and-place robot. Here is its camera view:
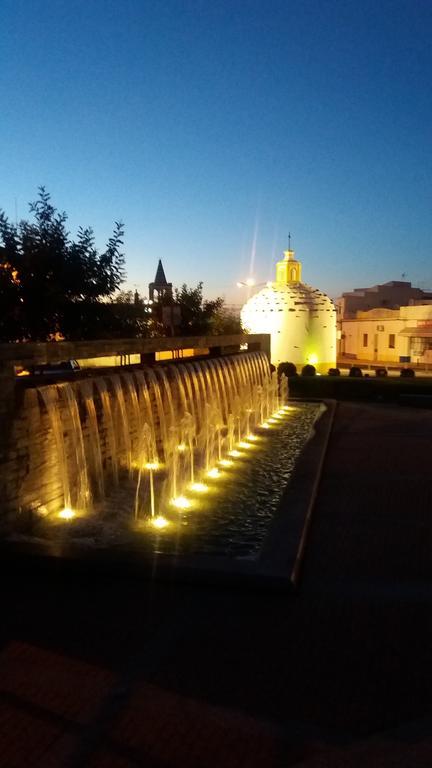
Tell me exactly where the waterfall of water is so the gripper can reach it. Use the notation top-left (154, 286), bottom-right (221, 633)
top-left (39, 383), bottom-right (90, 512)
top-left (32, 351), bottom-right (291, 522)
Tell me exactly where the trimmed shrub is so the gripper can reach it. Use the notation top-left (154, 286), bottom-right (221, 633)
top-left (277, 362), bottom-right (298, 378)
top-left (301, 364), bottom-right (316, 377)
top-left (349, 366), bottom-right (363, 378)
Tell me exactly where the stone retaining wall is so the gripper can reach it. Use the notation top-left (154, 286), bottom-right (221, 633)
top-left (0, 336), bottom-right (270, 522)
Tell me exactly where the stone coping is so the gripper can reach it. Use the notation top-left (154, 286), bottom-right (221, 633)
top-left (0, 400), bottom-right (335, 591)
top-left (0, 334), bottom-right (270, 365)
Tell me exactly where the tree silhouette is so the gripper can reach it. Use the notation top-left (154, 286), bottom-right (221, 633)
top-left (0, 188), bottom-right (125, 341)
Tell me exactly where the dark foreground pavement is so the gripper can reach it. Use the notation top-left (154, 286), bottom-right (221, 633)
top-left (1, 403), bottom-right (432, 767)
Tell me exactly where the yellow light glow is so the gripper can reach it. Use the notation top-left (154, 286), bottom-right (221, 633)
top-left (219, 459), bottom-right (234, 467)
top-left (238, 441), bottom-right (252, 449)
top-left (207, 468), bottom-right (220, 478)
top-left (171, 496), bottom-right (191, 509)
top-left (228, 449), bottom-right (242, 457)
top-left (268, 418), bottom-right (278, 424)
top-left (177, 443), bottom-right (187, 452)
top-left (190, 482), bottom-right (208, 493)
top-left (260, 422), bottom-right (270, 429)
top-left (151, 516), bottom-right (169, 529)
top-left (246, 434), bottom-right (259, 441)
top-left (145, 461), bottom-right (160, 471)
top-left (308, 353), bottom-right (318, 365)
top-left (58, 508), bottom-right (75, 520)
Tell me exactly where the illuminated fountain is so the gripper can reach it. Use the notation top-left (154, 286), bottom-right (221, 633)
top-left (12, 351), bottom-right (321, 557)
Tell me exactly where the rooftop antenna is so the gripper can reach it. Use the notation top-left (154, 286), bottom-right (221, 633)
top-left (288, 232), bottom-right (292, 250)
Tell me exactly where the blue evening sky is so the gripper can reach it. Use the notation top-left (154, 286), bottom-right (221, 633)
top-left (1, 0), bottom-right (432, 302)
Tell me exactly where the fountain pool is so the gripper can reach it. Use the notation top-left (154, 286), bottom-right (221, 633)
top-left (5, 352), bottom-right (323, 564)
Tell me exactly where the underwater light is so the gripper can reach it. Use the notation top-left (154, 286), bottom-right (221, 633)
top-left (145, 461), bottom-right (160, 471)
top-left (268, 418), bottom-right (278, 424)
top-left (190, 482), bottom-right (209, 493)
top-left (171, 496), bottom-right (191, 510)
top-left (151, 516), bottom-right (169, 529)
top-left (219, 459), bottom-right (234, 467)
top-left (237, 441), bottom-right (252, 449)
top-left (207, 468), bottom-right (220, 479)
top-left (58, 508), bottom-right (75, 520)
top-left (260, 422), bottom-right (270, 429)
top-left (246, 434), bottom-right (259, 441)
top-left (228, 449), bottom-right (242, 457)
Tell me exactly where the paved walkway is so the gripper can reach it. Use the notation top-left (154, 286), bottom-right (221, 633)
top-left (1, 402), bottom-right (432, 766)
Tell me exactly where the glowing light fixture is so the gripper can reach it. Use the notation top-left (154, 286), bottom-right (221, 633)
top-left (308, 353), bottom-right (318, 365)
top-left (246, 434), bottom-right (258, 441)
top-left (228, 449), bottom-right (242, 457)
top-left (219, 459), bottom-right (234, 467)
top-left (145, 461), bottom-right (160, 471)
top-left (171, 496), bottom-right (191, 510)
top-left (190, 482), bottom-right (208, 493)
top-left (268, 417), bottom-right (278, 424)
top-left (237, 441), bottom-right (252, 449)
top-left (58, 508), bottom-right (75, 520)
top-left (177, 443), bottom-right (187, 452)
top-left (207, 468), bottom-right (220, 479)
top-left (151, 516), bottom-right (169, 529)
top-left (260, 422), bottom-right (270, 429)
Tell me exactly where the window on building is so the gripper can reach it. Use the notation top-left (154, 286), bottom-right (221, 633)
top-left (389, 334), bottom-right (395, 349)
top-left (363, 333), bottom-right (368, 347)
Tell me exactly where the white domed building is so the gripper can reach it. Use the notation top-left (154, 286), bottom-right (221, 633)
top-left (241, 248), bottom-right (336, 373)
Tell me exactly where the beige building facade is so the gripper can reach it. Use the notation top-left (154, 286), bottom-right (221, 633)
top-left (336, 280), bottom-right (432, 320)
top-left (341, 303), bottom-right (432, 365)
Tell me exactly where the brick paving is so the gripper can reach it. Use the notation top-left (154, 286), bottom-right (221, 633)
top-left (1, 402), bottom-right (432, 766)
